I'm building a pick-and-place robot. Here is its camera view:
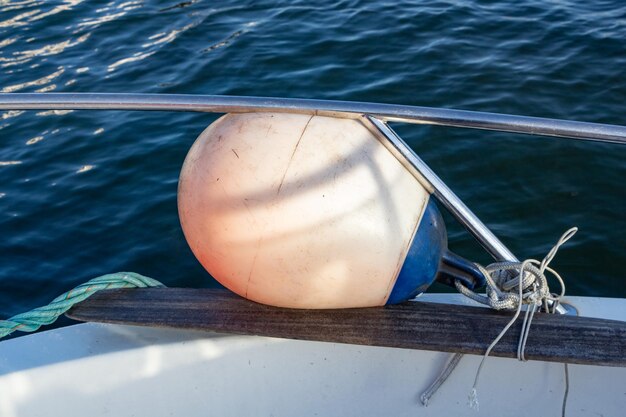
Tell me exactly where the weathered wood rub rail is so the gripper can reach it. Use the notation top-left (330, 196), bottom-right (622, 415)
top-left (2, 93), bottom-right (626, 144)
top-left (67, 288), bottom-right (626, 367)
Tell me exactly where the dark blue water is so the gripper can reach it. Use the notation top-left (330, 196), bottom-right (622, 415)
top-left (1, 0), bottom-right (625, 323)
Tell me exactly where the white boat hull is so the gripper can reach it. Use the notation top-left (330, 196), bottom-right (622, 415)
top-left (1, 294), bottom-right (624, 417)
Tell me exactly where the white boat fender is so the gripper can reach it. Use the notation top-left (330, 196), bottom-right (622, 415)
top-left (178, 112), bottom-right (484, 308)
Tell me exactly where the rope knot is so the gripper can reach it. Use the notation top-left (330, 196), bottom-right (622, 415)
top-left (458, 227), bottom-right (578, 409)
top-left (421, 228), bottom-right (578, 410)
top-left (455, 227), bottom-right (577, 314)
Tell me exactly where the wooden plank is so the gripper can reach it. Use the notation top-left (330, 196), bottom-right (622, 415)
top-left (67, 288), bottom-right (626, 367)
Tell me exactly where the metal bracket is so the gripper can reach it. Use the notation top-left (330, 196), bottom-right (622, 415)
top-left (362, 115), bottom-right (573, 315)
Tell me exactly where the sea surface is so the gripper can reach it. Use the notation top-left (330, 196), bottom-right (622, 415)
top-left (1, 0), bottom-right (625, 328)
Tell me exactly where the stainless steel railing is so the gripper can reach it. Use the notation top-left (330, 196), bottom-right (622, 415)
top-left (1, 93), bottom-right (626, 144)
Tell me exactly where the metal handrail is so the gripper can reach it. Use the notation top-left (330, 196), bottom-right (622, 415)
top-left (1, 93), bottom-right (626, 144)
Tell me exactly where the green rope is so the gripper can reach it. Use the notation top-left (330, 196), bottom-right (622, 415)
top-left (0, 272), bottom-right (165, 340)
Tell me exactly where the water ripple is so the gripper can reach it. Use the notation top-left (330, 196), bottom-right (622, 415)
top-left (1, 66), bottom-right (64, 92)
top-left (0, 0), bottom-right (625, 320)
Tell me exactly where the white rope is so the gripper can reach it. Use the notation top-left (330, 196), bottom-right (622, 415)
top-left (562, 363), bottom-right (570, 417)
top-left (462, 227), bottom-right (578, 409)
top-left (420, 353), bottom-right (463, 406)
top-left (419, 227), bottom-right (577, 410)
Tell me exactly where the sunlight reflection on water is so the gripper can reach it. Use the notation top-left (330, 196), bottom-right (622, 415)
top-left (0, 0), bottom-right (625, 319)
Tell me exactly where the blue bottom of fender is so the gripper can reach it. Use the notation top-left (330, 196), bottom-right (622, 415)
top-left (386, 198), bottom-right (445, 304)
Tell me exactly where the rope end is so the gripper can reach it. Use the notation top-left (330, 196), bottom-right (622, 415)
top-left (468, 388), bottom-right (479, 411)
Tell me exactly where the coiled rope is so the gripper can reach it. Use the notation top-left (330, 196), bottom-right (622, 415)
top-left (0, 272), bottom-right (165, 340)
top-left (420, 227), bottom-right (578, 410)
